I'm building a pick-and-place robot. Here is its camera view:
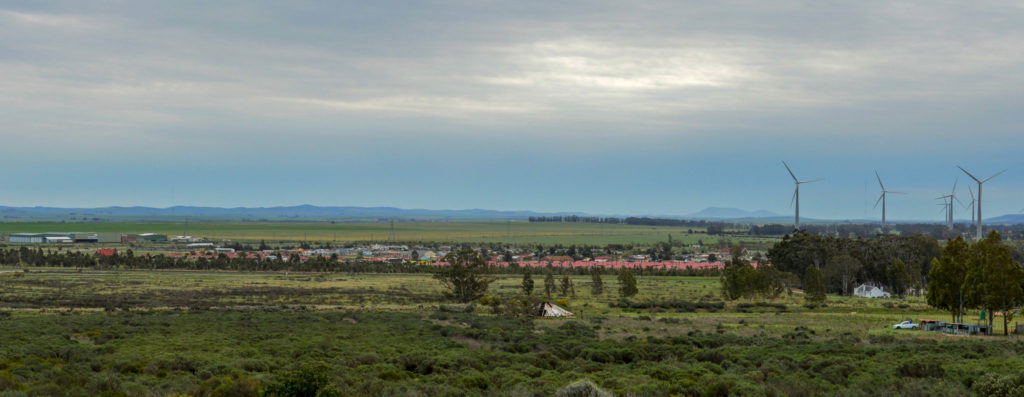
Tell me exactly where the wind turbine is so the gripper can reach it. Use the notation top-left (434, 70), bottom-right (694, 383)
top-left (937, 201), bottom-right (950, 227)
top-left (936, 196), bottom-right (953, 229)
top-left (783, 161), bottom-right (822, 230)
top-left (937, 179), bottom-right (964, 230)
top-left (958, 166), bottom-right (1007, 241)
top-left (964, 189), bottom-right (976, 230)
top-left (949, 179), bottom-right (964, 229)
top-left (874, 171), bottom-right (904, 232)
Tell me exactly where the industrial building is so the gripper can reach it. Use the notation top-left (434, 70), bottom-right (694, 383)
top-left (8, 233), bottom-right (80, 243)
top-left (97, 232), bottom-right (122, 243)
top-left (5, 232), bottom-right (166, 244)
top-left (122, 233), bottom-right (168, 243)
top-left (8, 233), bottom-right (44, 243)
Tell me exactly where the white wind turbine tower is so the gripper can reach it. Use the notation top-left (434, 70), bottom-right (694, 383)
top-left (937, 200), bottom-right (951, 228)
top-left (958, 166), bottom-right (1007, 241)
top-left (874, 171), bottom-right (904, 232)
top-left (935, 179), bottom-right (962, 230)
top-left (783, 161), bottom-right (823, 230)
top-left (965, 189), bottom-right (976, 230)
top-left (936, 197), bottom-right (952, 229)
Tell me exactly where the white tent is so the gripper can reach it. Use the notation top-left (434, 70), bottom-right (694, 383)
top-left (853, 284), bottom-right (891, 298)
top-left (536, 302), bottom-right (574, 318)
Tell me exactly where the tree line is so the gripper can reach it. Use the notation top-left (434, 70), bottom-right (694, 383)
top-left (750, 223), bottom-right (1024, 240)
top-left (927, 232), bottom-right (1024, 335)
top-left (0, 247), bottom-right (720, 277)
top-left (766, 231), bottom-right (941, 296)
top-left (528, 216), bottom-right (734, 232)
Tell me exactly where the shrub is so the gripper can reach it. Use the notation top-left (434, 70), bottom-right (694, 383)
top-left (265, 365), bottom-right (336, 397)
top-left (438, 304), bottom-right (475, 313)
top-left (556, 379), bottom-right (613, 397)
top-left (457, 371), bottom-right (491, 390)
top-left (198, 374), bottom-right (263, 397)
top-left (397, 353), bottom-right (436, 375)
top-left (897, 362), bottom-right (945, 378)
top-left (972, 373), bottom-right (1024, 396)
top-left (610, 299), bottom-right (724, 312)
top-left (735, 302), bottom-right (787, 312)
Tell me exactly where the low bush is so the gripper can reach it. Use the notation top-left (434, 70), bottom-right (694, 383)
top-left (265, 365), bottom-right (337, 397)
top-left (896, 362), bottom-right (945, 378)
top-left (973, 373), bottom-right (1024, 396)
top-left (735, 302), bottom-right (787, 312)
top-left (556, 379), bottom-right (613, 397)
top-left (610, 299), bottom-right (724, 312)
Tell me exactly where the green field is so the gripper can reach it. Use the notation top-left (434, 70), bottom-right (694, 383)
top-left (3, 268), bottom-right (1023, 395)
top-left (0, 221), bottom-right (777, 247)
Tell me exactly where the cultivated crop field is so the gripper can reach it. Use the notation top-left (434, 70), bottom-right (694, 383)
top-left (3, 268), bottom-right (1023, 396)
top-left (0, 221), bottom-right (776, 246)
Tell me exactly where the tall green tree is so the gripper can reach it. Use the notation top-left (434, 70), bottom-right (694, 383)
top-left (649, 241), bottom-right (673, 261)
top-left (618, 268), bottom-right (638, 298)
top-left (521, 270), bottom-right (534, 296)
top-left (964, 231), bottom-right (1024, 335)
top-left (433, 250), bottom-right (496, 303)
top-left (768, 231), bottom-right (832, 276)
top-left (824, 255), bottom-right (862, 296)
top-left (927, 236), bottom-right (971, 323)
top-left (720, 253), bottom-right (759, 300)
top-left (590, 268), bottom-right (604, 296)
top-left (804, 265), bottom-right (826, 304)
top-left (761, 265), bottom-right (795, 299)
top-left (887, 259), bottom-right (911, 298)
top-left (544, 272), bottom-right (556, 298)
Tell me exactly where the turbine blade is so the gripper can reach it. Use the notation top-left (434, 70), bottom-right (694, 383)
top-left (799, 178), bottom-right (823, 184)
top-left (952, 177), bottom-right (958, 195)
top-left (874, 194), bottom-right (884, 209)
top-left (953, 196), bottom-right (964, 206)
top-left (981, 169), bottom-right (1007, 183)
top-left (957, 166), bottom-right (981, 183)
top-left (875, 171), bottom-right (884, 190)
top-left (790, 189), bottom-right (797, 207)
top-left (887, 191), bottom-right (906, 194)
top-left (782, 161), bottom-right (797, 181)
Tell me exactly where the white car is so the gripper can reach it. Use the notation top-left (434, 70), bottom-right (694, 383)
top-left (893, 321), bottom-right (919, 330)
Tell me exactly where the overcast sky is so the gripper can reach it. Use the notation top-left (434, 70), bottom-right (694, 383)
top-left (2, 1), bottom-right (1023, 220)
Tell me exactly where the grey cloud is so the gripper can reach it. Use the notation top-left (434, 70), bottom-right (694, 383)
top-left (1, 1), bottom-right (1023, 154)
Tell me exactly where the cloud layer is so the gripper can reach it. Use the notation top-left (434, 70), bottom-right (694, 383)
top-left (1, 1), bottom-right (1022, 219)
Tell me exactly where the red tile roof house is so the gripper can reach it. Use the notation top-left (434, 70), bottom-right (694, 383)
top-left (95, 249), bottom-right (117, 257)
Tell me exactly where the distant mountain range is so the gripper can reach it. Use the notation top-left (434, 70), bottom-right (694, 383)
top-left (1, 205), bottom-right (1022, 224)
top-left (0, 205), bottom-right (783, 222)
top-left (0, 205), bottom-right (583, 222)
top-left (986, 214), bottom-right (1024, 224)
top-left (685, 207), bottom-right (781, 219)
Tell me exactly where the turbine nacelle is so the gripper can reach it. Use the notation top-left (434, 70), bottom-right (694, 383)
top-left (782, 161), bottom-right (821, 230)
top-left (958, 166), bottom-right (1007, 241)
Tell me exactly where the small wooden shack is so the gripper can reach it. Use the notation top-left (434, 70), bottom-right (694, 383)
top-left (919, 319), bottom-right (946, 332)
top-left (534, 302), bottom-right (574, 318)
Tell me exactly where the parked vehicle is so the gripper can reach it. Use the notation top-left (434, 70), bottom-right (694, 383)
top-left (893, 320), bottom-right (919, 330)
